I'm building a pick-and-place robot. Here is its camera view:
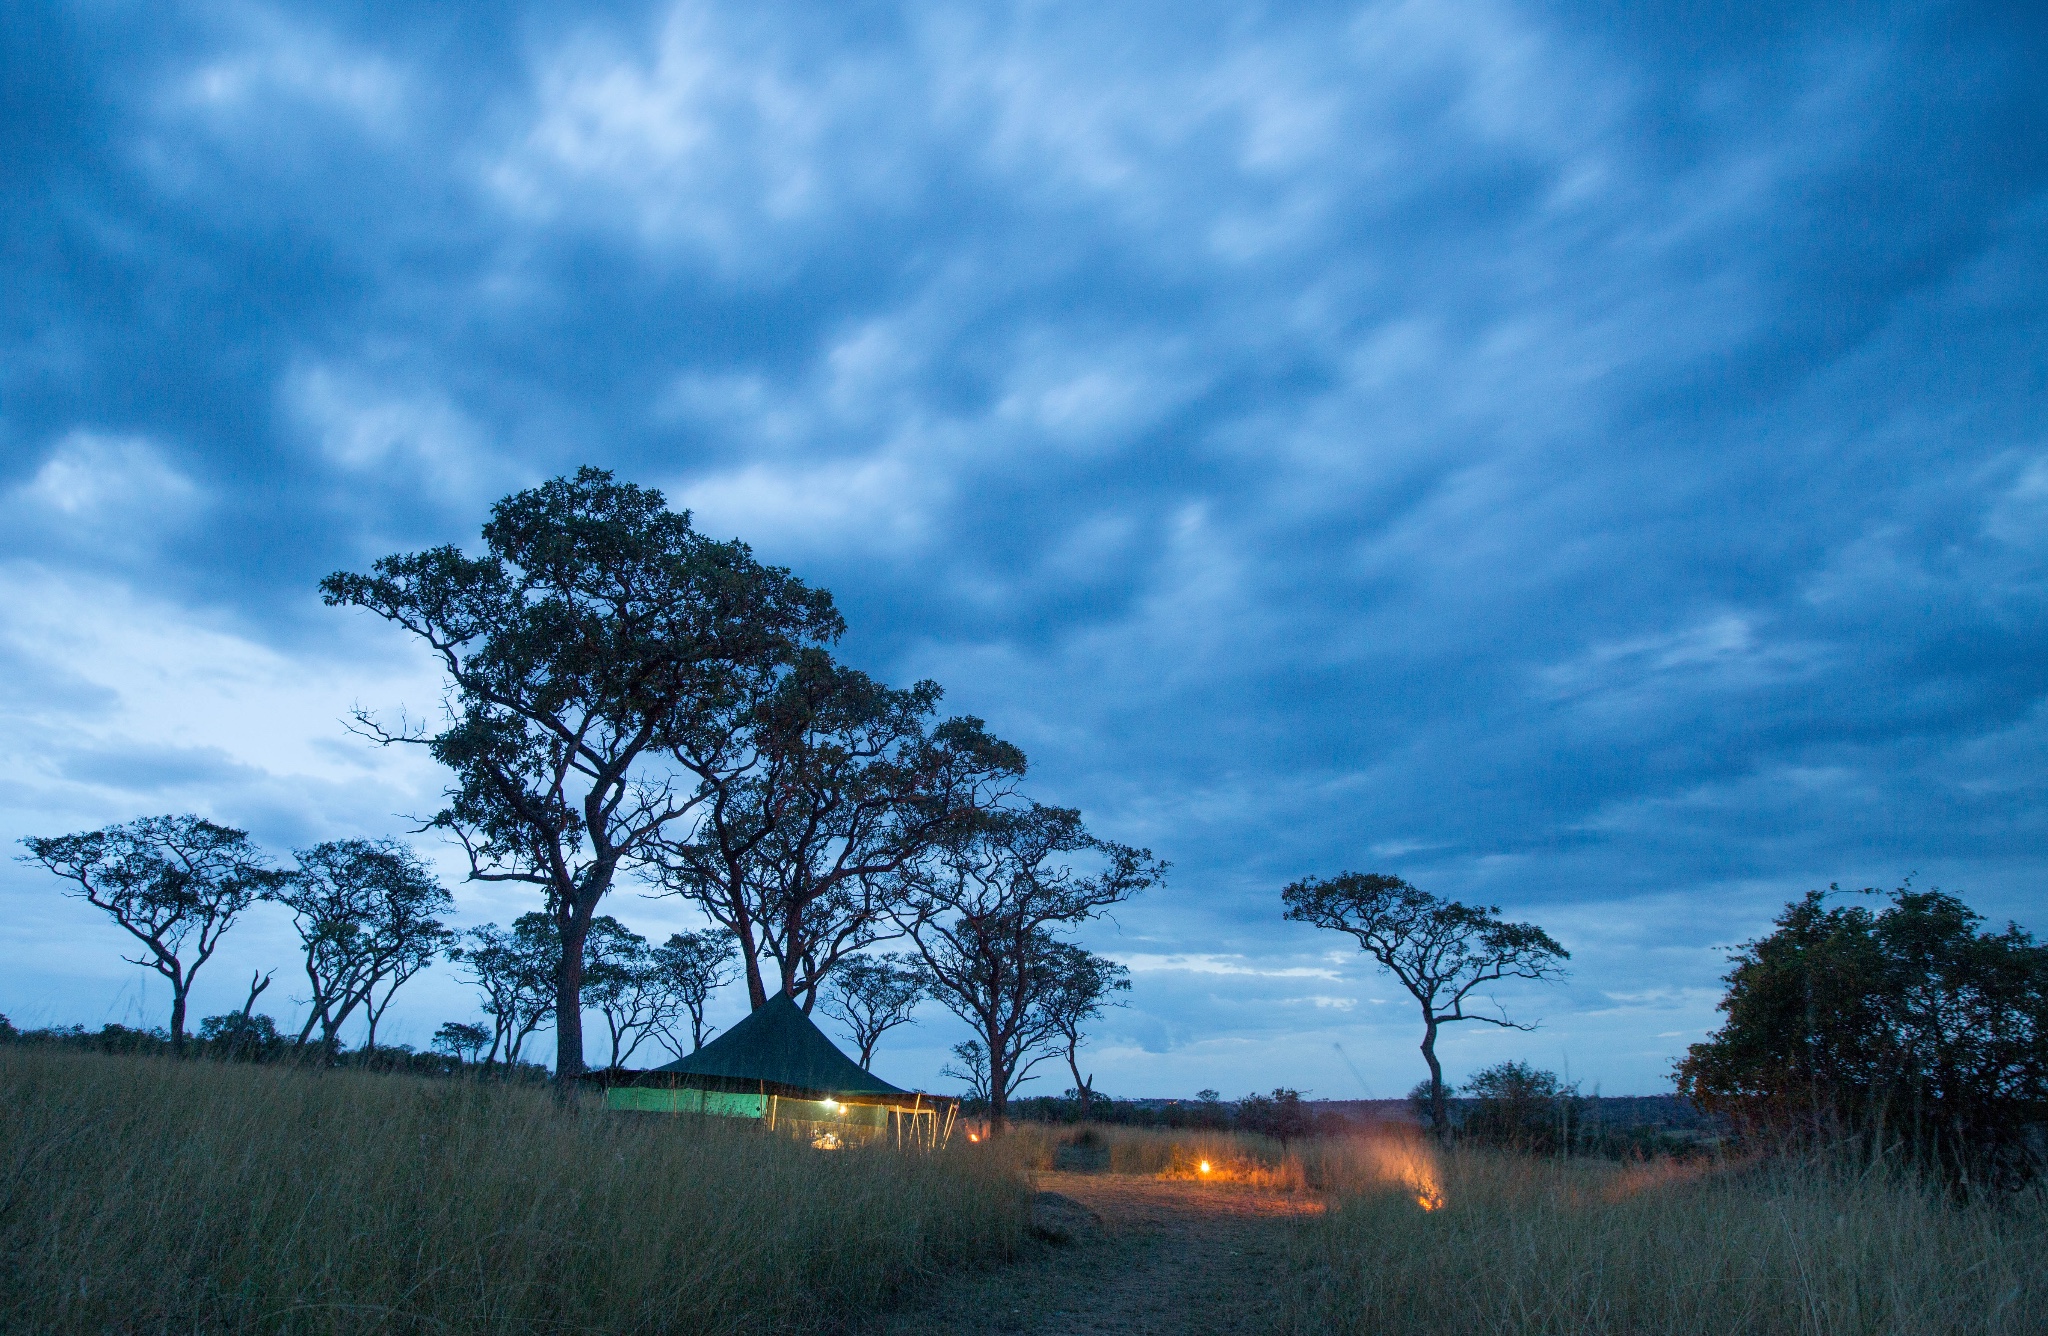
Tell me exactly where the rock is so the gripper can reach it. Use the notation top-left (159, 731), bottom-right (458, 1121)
top-left (1030, 1191), bottom-right (1104, 1245)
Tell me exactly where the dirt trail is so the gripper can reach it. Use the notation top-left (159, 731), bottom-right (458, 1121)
top-left (862, 1172), bottom-right (1325, 1335)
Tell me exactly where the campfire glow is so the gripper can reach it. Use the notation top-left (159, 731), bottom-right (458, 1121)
top-left (1198, 1160), bottom-right (1212, 1175)
top-left (1356, 1131), bottom-right (1446, 1212)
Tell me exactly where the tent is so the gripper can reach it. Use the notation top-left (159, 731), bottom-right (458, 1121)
top-left (605, 992), bottom-right (957, 1148)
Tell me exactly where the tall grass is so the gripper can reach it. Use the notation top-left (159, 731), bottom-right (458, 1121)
top-left (0, 1047), bottom-right (1026, 1334)
top-left (1290, 1146), bottom-right (2048, 1335)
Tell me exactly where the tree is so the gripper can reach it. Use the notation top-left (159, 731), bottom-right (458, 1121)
top-left (1676, 884), bottom-right (2048, 1185)
top-left (323, 468), bottom-right (841, 1085)
top-left (433, 1020), bottom-right (491, 1065)
top-left (450, 914), bottom-right (559, 1066)
top-left (649, 651), bottom-right (1025, 1011)
top-left (1046, 948), bottom-right (1129, 1122)
top-left (1461, 1060), bottom-right (1583, 1152)
top-left (819, 953), bottom-right (926, 1069)
top-left (281, 840), bottom-right (454, 1060)
top-left (905, 804), bottom-right (1164, 1132)
top-left (1237, 1087), bottom-right (1312, 1147)
top-left (581, 916), bottom-right (671, 1071)
top-left (19, 815), bottom-right (285, 1051)
top-left (648, 928), bottom-right (739, 1057)
top-left (942, 1038), bottom-right (992, 1102)
top-left (1281, 872), bottom-right (1568, 1140)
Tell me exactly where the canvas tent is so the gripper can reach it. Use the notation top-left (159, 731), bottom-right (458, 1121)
top-left (606, 992), bottom-right (957, 1148)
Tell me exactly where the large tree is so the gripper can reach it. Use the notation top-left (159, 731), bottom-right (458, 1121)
top-left (1281, 872), bottom-right (1568, 1140)
top-left (19, 815), bottom-right (285, 1051)
top-left (649, 650), bottom-right (1024, 1010)
top-left (281, 839), bottom-right (453, 1060)
top-left (905, 803), bottom-right (1164, 1131)
top-left (1676, 884), bottom-right (2048, 1185)
top-left (322, 468), bottom-right (840, 1082)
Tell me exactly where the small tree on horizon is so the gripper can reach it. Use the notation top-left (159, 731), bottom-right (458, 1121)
top-left (1282, 872), bottom-right (1568, 1141)
top-left (904, 803), bottom-right (1164, 1134)
top-left (648, 928), bottom-right (741, 1058)
top-left (1047, 947), bottom-right (1129, 1122)
top-left (819, 953), bottom-right (926, 1070)
top-left (281, 840), bottom-right (453, 1061)
top-left (19, 815), bottom-right (285, 1052)
top-left (450, 914), bottom-right (559, 1066)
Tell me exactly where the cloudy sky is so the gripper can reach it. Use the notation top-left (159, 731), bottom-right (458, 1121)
top-left (4, 0), bottom-right (2044, 1099)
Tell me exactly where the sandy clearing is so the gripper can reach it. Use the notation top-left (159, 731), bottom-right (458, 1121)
top-left (861, 1171), bottom-right (1326, 1335)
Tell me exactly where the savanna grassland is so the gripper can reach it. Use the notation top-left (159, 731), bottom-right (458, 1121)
top-left (6, 1049), bottom-right (2044, 1335)
top-left (0, 1047), bottom-right (1024, 1334)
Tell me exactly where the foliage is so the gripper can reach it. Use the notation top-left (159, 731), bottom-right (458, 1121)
top-left (648, 928), bottom-right (741, 1057)
top-left (1236, 1087), bottom-right (1314, 1145)
top-left (449, 914), bottom-right (560, 1066)
top-left (1676, 884), bottom-right (2048, 1186)
top-left (648, 650), bottom-right (1025, 1010)
top-left (1046, 948), bottom-right (1129, 1120)
top-left (196, 1012), bottom-right (286, 1062)
top-left (1459, 1060), bottom-right (1585, 1152)
top-left (18, 815), bottom-right (286, 1049)
top-left (1282, 871), bottom-right (1568, 1139)
top-left (906, 803), bottom-right (1164, 1129)
top-left (323, 467), bottom-right (841, 1080)
top-left (819, 952), bottom-right (927, 1069)
top-left (432, 1021), bottom-right (490, 1065)
top-left (280, 839), bottom-right (453, 1059)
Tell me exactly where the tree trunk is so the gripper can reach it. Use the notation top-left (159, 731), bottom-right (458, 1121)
top-left (169, 985), bottom-right (189, 1055)
top-left (987, 1046), bottom-right (1010, 1136)
top-left (555, 909), bottom-right (590, 1092)
top-left (1421, 1018), bottom-right (1447, 1142)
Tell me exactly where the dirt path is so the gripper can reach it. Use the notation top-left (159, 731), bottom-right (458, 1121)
top-left (862, 1172), bottom-right (1325, 1335)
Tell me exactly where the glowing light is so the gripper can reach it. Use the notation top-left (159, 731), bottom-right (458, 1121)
top-left (1198, 1160), bottom-right (1212, 1175)
top-left (967, 1133), bottom-right (980, 1142)
top-left (823, 1099), bottom-right (839, 1111)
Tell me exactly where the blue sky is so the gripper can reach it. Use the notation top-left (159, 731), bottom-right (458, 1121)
top-left (3, 0), bottom-right (2044, 1098)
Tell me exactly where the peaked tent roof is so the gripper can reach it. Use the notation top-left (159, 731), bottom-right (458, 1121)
top-left (649, 991), bottom-right (915, 1100)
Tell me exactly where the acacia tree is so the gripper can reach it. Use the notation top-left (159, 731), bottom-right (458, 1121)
top-left (322, 468), bottom-right (840, 1083)
top-left (649, 651), bottom-right (1024, 1011)
top-left (649, 928), bottom-right (739, 1057)
top-left (450, 914), bottom-right (559, 1066)
top-left (1281, 872), bottom-right (1568, 1140)
top-left (281, 840), bottom-right (453, 1060)
top-left (905, 804), bottom-right (1164, 1132)
top-left (820, 953), bottom-right (926, 1069)
top-left (19, 815), bottom-right (285, 1051)
top-left (1046, 947), bottom-right (1129, 1121)
top-left (581, 916), bottom-right (672, 1071)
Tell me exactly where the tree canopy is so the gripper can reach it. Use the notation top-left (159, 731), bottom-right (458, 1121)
top-left (1282, 871), bottom-right (1567, 1138)
top-left (1676, 884), bottom-right (2048, 1186)
top-left (322, 467), bottom-right (840, 1081)
top-left (19, 815), bottom-right (285, 1050)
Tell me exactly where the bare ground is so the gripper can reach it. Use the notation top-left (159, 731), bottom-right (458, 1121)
top-left (859, 1172), bottom-right (1326, 1335)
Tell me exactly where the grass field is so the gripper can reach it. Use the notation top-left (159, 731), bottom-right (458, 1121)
top-left (7, 1050), bottom-right (2042, 1335)
top-left (0, 1048), bottom-right (1026, 1334)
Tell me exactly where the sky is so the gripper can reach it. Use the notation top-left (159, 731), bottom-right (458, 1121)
top-left (3, 0), bottom-right (2044, 1099)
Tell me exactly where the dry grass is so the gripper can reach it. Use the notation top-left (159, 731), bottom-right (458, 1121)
top-left (1290, 1143), bottom-right (2048, 1335)
top-left (0, 1047), bottom-right (1026, 1334)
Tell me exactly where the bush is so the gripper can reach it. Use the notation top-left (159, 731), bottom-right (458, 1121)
top-left (1677, 884), bottom-right (2048, 1186)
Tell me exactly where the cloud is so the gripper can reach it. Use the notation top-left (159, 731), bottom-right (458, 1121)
top-left (3, 0), bottom-right (2046, 1092)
